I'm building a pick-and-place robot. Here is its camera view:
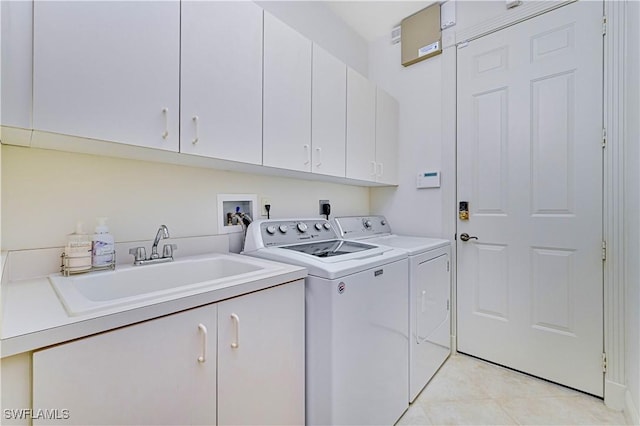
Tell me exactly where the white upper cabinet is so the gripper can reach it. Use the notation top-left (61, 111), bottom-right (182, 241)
top-left (180, 2), bottom-right (263, 164)
top-left (346, 68), bottom-right (377, 181)
top-left (1, 0), bottom-right (32, 130)
top-left (375, 87), bottom-right (399, 185)
top-left (32, 1), bottom-right (180, 151)
top-left (263, 12), bottom-right (312, 172)
top-left (311, 44), bottom-right (347, 178)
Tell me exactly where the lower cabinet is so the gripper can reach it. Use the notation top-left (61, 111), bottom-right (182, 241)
top-left (32, 280), bottom-right (304, 425)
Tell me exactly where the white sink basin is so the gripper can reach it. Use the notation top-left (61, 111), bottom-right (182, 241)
top-left (49, 253), bottom-right (284, 316)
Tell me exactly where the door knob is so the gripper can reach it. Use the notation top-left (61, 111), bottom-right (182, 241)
top-left (459, 233), bottom-right (478, 242)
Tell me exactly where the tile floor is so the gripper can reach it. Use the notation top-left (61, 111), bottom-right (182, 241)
top-left (397, 354), bottom-right (628, 425)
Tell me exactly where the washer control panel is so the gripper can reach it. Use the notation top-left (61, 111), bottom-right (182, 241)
top-left (260, 219), bottom-right (338, 247)
top-left (333, 216), bottom-right (392, 239)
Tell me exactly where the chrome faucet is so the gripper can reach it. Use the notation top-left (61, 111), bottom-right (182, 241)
top-left (129, 225), bottom-right (177, 266)
top-left (150, 225), bottom-right (170, 259)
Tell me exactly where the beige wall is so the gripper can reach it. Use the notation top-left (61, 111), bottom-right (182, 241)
top-left (1, 145), bottom-right (370, 251)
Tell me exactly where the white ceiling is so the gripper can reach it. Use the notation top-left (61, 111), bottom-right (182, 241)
top-left (326, 1), bottom-right (434, 42)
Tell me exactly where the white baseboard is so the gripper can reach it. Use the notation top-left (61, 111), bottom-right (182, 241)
top-left (606, 379), bottom-right (627, 410)
top-left (625, 389), bottom-right (640, 426)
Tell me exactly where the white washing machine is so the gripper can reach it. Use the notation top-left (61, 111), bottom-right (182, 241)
top-left (334, 216), bottom-right (451, 403)
top-left (243, 218), bottom-right (409, 425)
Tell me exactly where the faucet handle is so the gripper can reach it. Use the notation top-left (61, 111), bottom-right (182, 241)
top-left (129, 247), bottom-right (147, 262)
top-left (162, 244), bottom-right (178, 259)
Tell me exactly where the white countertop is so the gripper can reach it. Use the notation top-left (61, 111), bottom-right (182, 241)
top-left (1, 252), bottom-right (307, 358)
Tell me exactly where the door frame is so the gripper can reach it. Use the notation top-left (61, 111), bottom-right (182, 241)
top-left (440, 0), bottom-right (627, 409)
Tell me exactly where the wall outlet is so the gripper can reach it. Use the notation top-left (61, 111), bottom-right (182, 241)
top-left (261, 197), bottom-right (272, 216)
top-left (319, 199), bottom-right (330, 215)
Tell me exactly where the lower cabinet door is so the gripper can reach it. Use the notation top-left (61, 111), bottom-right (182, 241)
top-left (32, 305), bottom-right (217, 425)
top-left (217, 280), bottom-right (305, 425)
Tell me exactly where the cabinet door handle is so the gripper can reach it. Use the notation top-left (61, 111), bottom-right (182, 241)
top-left (230, 313), bottom-right (240, 349)
top-left (192, 115), bottom-right (199, 144)
top-left (315, 147), bottom-right (322, 167)
top-left (304, 145), bottom-right (310, 165)
top-left (197, 323), bottom-right (207, 363)
top-left (377, 162), bottom-right (384, 177)
top-left (370, 161), bottom-right (377, 176)
top-left (162, 107), bottom-right (169, 140)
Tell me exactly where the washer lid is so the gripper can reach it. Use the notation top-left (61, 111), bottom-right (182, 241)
top-left (366, 235), bottom-right (450, 255)
top-left (282, 239), bottom-right (377, 258)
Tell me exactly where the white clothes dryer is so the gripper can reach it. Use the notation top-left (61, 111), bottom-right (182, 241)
top-left (334, 216), bottom-right (451, 403)
top-left (243, 218), bottom-right (409, 425)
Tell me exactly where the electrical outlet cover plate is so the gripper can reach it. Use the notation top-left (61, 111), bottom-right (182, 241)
top-left (319, 200), bottom-right (330, 215)
top-left (261, 197), bottom-right (271, 216)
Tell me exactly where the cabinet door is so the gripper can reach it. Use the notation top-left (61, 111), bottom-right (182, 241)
top-left (32, 305), bottom-right (217, 425)
top-left (263, 13), bottom-right (312, 172)
top-left (180, 1), bottom-right (262, 164)
top-left (375, 87), bottom-right (399, 185)
top-left (1, 0), bottom-right (32, 129)
top-left (33, 1), bottom-right (180, 151)
top-left (311, 44), bottom-right (346, 177)
top-left (345, 68), bottom-right (376, 181)
top-left (218, 280), bottom-right (305, 425)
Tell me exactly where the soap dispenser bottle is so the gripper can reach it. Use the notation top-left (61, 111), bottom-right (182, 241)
top-left (92, 217), bottom-right (115, 267)
top-left (65, 222), bottom-right (92, 272)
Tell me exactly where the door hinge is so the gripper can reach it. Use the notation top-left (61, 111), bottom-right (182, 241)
top-left (447, 260), bottom-right (450, 272)
top-left (602, 127), bottom-right (607, 148)
top-left (602, 15), bottom-right (607, 36)
top-left (602, 352), bottom-right (607, 373)
top-left (602, 241), bottom-right (607, 261)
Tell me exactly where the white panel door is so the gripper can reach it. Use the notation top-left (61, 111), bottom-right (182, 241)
top-left (263, 12), bottom-right (312, 172)
top-left (375, 87), bottom-right (399, 185)
top-left (457, 1), bottom-right (604, 396)
top-left (180, 1), bottom-right (263, 164)
top-left (33, 1), bottom-right (180, 151)
top-left (217, 281), bottom-right (305, 425)
top-left (33, 305), bottom-right (217, 425)
top-left (311, 44), bottom-right (346, 177)
top-left (345, 68), bottom-right (376, 181)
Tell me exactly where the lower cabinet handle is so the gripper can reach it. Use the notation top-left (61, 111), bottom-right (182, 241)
top-left (197, 323), bottom-right (207, 363)
top-left (230, 313), bottom-right (240, 349)
top-left (377, 162), bottom-right (384, 177)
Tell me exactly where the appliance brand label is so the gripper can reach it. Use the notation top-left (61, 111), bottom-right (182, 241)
top-left (374, 269), bottom-right (383, 277)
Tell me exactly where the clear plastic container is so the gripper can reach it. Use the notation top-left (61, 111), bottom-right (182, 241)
top-left (65, 222), bottom-right (92, 271)
top-left (92, 217), bottom-right (115, 267)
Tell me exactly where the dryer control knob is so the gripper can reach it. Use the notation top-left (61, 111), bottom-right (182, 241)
top-left (381, 219), bottom-right (387, 226)
top-left (278, 225), bottom-right (288, 233)
top-left (323, 223), bottom-right (331, 230)
top-left (297, 222), bottom-right (308, 233)
top-left (266, 225), bottom-right (277, 235)
top-left (363, 219), bottom-right (372, 229)
top-left (314, 223), bottom-right (323, 231)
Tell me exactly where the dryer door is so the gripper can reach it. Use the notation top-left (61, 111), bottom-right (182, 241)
top-left (410, 251), bottom-right (451, 402)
